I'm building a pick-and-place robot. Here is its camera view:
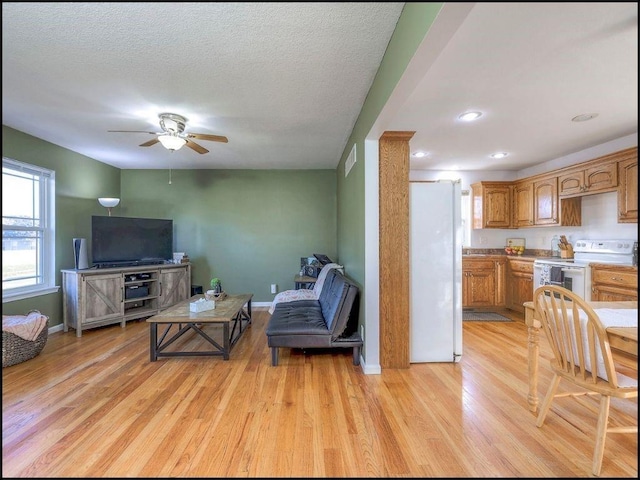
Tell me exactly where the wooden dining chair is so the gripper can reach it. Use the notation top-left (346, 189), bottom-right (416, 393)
top-left (533, 285), bottom-right (637, 476)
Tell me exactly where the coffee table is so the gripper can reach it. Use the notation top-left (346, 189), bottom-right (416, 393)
top-left (146, 293), bottom-right (253, 361)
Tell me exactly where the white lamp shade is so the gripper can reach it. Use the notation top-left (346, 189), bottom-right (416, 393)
top-left (158, 134), bottom-right (187, 151)
top-left (98, 197), bottom-right (120, 208)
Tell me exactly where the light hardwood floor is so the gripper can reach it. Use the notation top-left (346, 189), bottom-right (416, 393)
top-left (2, 308), bottom-right (637, 477)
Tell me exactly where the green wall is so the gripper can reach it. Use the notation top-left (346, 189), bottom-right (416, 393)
top-left (120, 169), bottom-right (336, 298)
top-left (2, 125), bottom-right (336, 327)
top-left (2, 125), bottom-right (121, 325)
top-left (336, 3), bottom-right (442, 283)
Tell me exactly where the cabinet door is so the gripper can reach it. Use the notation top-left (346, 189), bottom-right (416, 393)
top-left (506, 260), bottom-right (534, 313)
top-left (507, 272), bottom-right (534, 313)
top-left (558, 169), bottom-right (584, 196)
top-left (584, 161), bottom-right (618, 192)
top-left (512, 181), bottom-right (534, 227)
top-left (484, 186), bottom-right (512, 228)
top-left (472, 182), bottom-right (512, 229)
top-left (618, 157), bottom-right (638, 223)
top-left (494, 259), bottom-right (506, 306)
top-left (158, 266), bottom-right (190, 309)
top-left (82, 273), bottom-right (123, 324)
top-left (591, 285), bottom-right (638, 302)
top-left (463, 270), bottom-right (495, 307)
top-left (533, 177), bottom-right (558, 225)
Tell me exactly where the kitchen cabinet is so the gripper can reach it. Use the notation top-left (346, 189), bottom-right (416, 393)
top-left (62, 263), bottom-right (191, 337)
top-left (512, 176), bottom-right (581, 227)
top-left (558, 159), bottom-right (618, 197)
top-left (471, 181), bottom-right (513, 229)
top-left (506, 257), bottom-right (534, 314)
top-left (617, 154), bottom-right (638, 223)
top-left (158, 264), bottom-right (191, 309)
top-left (532, 176), bottom-right (558, 225)
top-left (512, 180), bottom-right (534, 227)
top-left (590, 264), bottom-right (638, 302)
top-left (462, 256), bottom-right (506, 308)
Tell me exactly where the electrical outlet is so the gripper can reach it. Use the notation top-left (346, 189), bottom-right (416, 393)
top-left (270, 284), bottom-right (277, 294)
top-left (360, 324), bottom-right (364, 339)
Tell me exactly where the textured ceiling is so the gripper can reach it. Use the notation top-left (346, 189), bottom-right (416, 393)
top-left (2, 3), bottom-right (638, 172)
top-left (2, 2), bottom-right (404, 169)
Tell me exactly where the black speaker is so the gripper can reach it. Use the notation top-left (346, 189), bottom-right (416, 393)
top-left (73, 238), bottom-right (89, 270)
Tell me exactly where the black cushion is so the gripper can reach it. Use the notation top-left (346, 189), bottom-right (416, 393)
top-left (265, 300), bottom-right (327, 336)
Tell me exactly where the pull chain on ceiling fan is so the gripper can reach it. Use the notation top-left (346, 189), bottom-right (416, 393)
top-left (109, 112), bottom-right (228, 154)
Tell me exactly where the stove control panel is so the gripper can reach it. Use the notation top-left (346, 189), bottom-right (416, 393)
top-left (574, 239), bottom-right (635, 255)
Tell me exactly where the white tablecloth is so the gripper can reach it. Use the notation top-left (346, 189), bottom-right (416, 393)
top-left (593, 308), bottom-right (638, 328)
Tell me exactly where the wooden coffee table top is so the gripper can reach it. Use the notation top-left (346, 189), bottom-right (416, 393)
top-left (147, 293), bottom-right (253, 324)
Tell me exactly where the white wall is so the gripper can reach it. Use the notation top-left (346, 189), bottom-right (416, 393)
top-left (410, 134), bottom-right (638, 250)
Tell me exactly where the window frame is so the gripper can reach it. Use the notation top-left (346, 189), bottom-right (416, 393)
top-left (2, 157), bottom-right (58, 302)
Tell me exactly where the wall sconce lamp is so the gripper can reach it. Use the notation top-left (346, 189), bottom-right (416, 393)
top-left (158, 134), bottom-right (187, 151)
top-left (98, 197), bottom-right (120, 216)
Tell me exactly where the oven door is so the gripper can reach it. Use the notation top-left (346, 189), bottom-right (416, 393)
top-left (533, 263), bottom-right (588, 300)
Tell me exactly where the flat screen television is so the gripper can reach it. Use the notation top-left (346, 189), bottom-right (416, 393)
top-left (91, 216), bottom-right (173, 268)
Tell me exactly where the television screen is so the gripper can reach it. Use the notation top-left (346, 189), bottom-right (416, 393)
top-left (91, 216), bottom-right (173, 267)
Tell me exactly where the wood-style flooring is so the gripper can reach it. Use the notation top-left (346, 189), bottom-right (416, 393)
top-left (2, 308), bottom-right (637, 477)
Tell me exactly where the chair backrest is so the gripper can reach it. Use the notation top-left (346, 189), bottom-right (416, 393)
top-left (533, 285), bottom-right (619, 387)
top-left (317, 269), bottom-right (359, 339)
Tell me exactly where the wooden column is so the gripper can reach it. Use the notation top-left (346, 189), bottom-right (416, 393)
top-left (379, 131), bottom-right (414, 369)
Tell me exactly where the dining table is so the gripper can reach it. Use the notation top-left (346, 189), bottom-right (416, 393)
top-left (523, 299), bottom-right (637, 414)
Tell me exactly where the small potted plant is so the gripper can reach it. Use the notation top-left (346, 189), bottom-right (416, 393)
top-left (210, 277), bottom-right (222, 294)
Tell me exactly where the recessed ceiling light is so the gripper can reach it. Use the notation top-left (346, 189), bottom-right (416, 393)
top-left (412, 151), bottom-right (427, 158)
top-left (491, 152), bottom-right (508, 159)
top-left (458, 111), bottom-right (483, 122)
top-left (571, 113), bottom-right (598, 122)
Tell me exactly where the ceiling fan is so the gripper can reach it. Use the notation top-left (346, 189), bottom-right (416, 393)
top-left (109, 112), bottom-right (228, 154)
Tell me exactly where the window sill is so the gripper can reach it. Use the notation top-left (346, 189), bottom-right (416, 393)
top-left (2, 286), bottom-right (60, 303)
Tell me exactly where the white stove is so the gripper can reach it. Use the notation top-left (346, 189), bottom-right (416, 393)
top-left (533, 239), bottom-right (636, 300)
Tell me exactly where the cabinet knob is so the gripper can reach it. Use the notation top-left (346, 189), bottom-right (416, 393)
top-left (610, 277), bottom-right (623, 282)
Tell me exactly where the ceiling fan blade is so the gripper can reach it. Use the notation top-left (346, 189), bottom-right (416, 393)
top-left (186, 133), bottom-right (228, 143)
top-left (108, 130), bottom-right (159, 135)
top-left (186, 139), bottom-right (209, 154)
top-left (140, 138), bottom-right (160, 147)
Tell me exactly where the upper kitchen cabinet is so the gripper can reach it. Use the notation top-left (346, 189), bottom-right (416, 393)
top-left (471, 181), bottom-right (513, 229)
top-left (512, 180), bottom-right (534, 227)
top-left (512, 176), bottom-right (581, 228)
top-left (532, 176), bottom-right (558, 225)
top-left (617, 149), bottom-right (638, 223)
top-left (558, 157), bottom-right (618, 197)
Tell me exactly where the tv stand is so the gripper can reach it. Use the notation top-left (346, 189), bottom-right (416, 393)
top-left (61, 263), bottom-right (191, 337)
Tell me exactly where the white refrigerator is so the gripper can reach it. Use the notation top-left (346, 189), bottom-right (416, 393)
top-left (409, 180), bottom-right (463, 363)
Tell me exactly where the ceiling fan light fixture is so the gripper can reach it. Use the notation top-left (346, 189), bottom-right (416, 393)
top-left (159, 134), bottom-right (187, 151)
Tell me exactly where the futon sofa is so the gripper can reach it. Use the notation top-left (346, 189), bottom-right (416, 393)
top-left (265, 268), bottom-right (362, 366)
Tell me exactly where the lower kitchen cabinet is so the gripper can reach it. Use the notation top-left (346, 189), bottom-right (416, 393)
top-left (590, 263), bottom-right (638, 301)
top-left (506, 257), bottom-right (534, 314)
top-left (462, 256), bottom-right (506, 308)
top-left (62, 263), bottom-right (191, 337)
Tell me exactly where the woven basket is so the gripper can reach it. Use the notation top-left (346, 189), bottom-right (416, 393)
top-left (2, 313), bottom-right (49, 368)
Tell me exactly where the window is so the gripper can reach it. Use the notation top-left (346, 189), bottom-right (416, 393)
top-left (2, 157), bottom-right (57, 302)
